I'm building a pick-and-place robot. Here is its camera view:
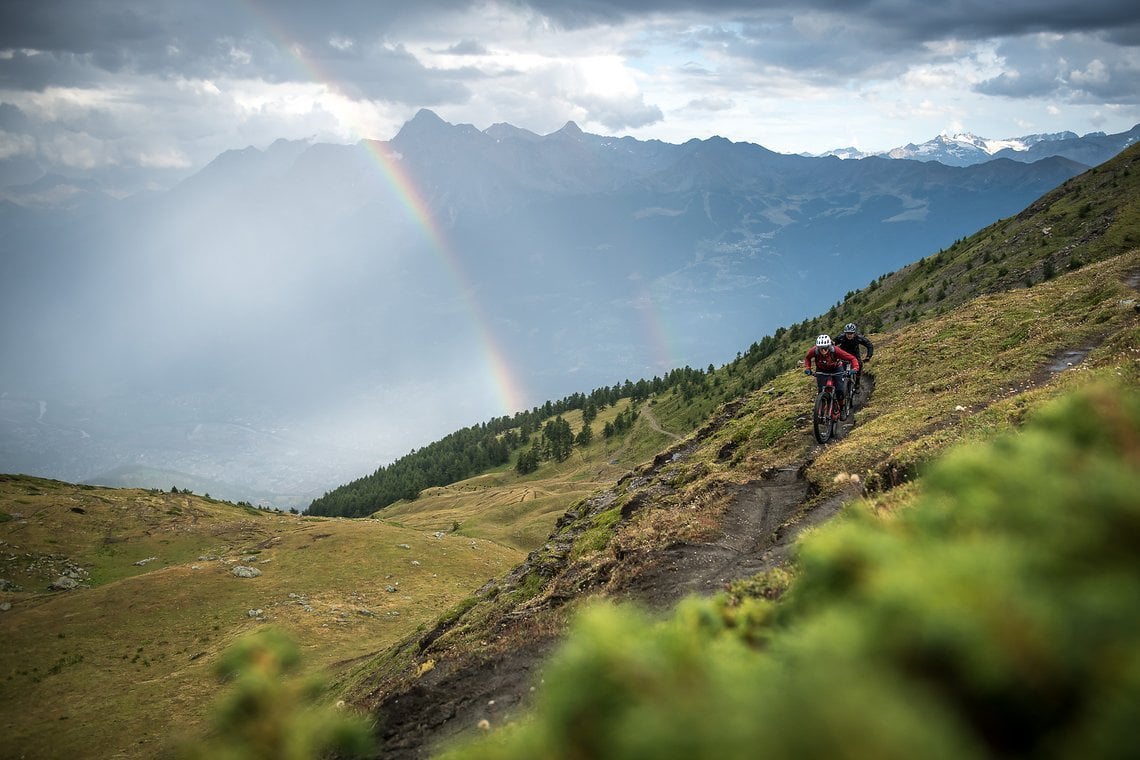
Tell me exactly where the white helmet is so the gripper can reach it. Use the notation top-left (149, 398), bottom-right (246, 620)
top-left (844, 323), bottom-right (857, 334)
top-left (816, 334), bottom-right (833, 350)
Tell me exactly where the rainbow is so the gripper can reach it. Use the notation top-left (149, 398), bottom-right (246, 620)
top-left (240, 1), bottom-right (528, 415)
top-left (632, 286), bottom-right (679, 375)
top-left (358, 139), bottom-right (529, 414)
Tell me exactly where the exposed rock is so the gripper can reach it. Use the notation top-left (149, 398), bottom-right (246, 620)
top-left (49, 576), bottom-right (80, 591)
top-left (231, 566), bottom-right (262, 578)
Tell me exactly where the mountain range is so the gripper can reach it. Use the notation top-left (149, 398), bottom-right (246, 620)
top-left (820, 125), bottom-right (1140, 166)
top-left (5, 122), bottom-right (1139, 206)
top-left (1, 113), bottom-right (1136, 507)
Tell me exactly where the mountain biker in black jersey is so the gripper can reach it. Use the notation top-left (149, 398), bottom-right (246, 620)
top-left (834, 322), bottom-right (873, 391)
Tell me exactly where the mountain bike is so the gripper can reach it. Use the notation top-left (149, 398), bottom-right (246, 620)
top-left (807, 370), bottom-right (848, 443)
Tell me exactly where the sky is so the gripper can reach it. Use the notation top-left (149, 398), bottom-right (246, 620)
top-left (2, 0), bottom-right (1139, 193)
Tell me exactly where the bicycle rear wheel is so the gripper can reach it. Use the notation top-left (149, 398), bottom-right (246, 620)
top-left (813, 391), bottom-right (833, 443)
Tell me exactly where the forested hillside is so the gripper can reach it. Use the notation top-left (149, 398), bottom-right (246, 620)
top-left (308, 367), bottom-right (710, 517)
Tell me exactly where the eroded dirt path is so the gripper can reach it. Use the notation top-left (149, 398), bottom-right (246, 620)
top-left (640, 403), bottom-right (684, 442)
top-left (617, 467), bottom-right (808, 607)
top-left (618, 375), bottom-right (873, 610)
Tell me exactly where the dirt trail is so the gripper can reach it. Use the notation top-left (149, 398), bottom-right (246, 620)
top-left (368, 377), bottom-right (875, 759)
top-left (640, 404), bottom-right (684, 442)
top-left (618, 376), bottom-right (871, 609)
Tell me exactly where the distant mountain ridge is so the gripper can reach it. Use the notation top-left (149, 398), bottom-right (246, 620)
top-left (818, 124), bottom-right (1140, 167)
top-left (5, 114), bottom-right (1136, 207)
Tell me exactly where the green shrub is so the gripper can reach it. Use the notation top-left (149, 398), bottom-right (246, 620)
top-left (180, 628), bottom-right (373, 760)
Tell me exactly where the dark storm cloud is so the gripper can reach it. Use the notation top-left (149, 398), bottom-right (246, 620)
top-left (0, 0), bottom-right (163, 53)
top-left (296, 40), bottom-right (475, 103)
top-left (0, 102), bottom-right (31, 131)
top-left (520, 0), bottom-right (1140, 41)
top-left (3, 1), bottom-right (1136, 100)
top-left (0, 46), bottom-right (119, 92)
top-left (0, 0), bottom-right (474, 95)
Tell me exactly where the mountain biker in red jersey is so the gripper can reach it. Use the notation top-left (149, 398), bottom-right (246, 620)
top-left (833, 322), bottom-right (873, 391)
top-left (804, 334), bottom-right (860, 413)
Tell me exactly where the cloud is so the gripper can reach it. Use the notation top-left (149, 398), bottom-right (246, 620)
top-left (0, 48), bottom-right (106, 91)
top-left (975, 33), bottom-right (1140, 103)
top-left (685, 96), bottom-right (734, 112)
top-left (0, 0), bottom-right (1137, 182)
top-left (443, 39), bottom-right (491, 56)
top-left (521, 0), bottom-right (1140, 42)
top-left (578, 92), bottom-right (663, 130)
top-left (975, 69), bottom-right (1059, 99)
top-left (5, 1), bottom-right (1139, 88)
top-left (296, 40), bottom-right (475, 103)
top-left (0, 101), bottom-right (30, 131)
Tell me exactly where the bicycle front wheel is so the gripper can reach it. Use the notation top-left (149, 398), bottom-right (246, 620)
top-left (813, 391), bottom-right (833, 443)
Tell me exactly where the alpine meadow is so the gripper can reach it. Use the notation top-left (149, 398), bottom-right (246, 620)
top-left (2, 136), bottom-right (1140, 760)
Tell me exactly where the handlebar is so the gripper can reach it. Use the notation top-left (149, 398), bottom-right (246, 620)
top-left (805, 370), bottom-right (850, 376)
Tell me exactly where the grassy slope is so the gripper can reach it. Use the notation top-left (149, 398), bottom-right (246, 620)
top-left (586, 247), bottom-right (1140, 580)
top-left (0, 480), bottom-right (522, 759)
top-left (376, 400), bottom-right (676, 552)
